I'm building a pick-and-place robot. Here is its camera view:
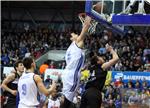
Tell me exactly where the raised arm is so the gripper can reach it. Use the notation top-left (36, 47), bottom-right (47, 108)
top-left (101, 44), bottom-right (119, 70)
top-left (71, 16), bottom-right (91, 48)
top-left (77, 16), bottom-right (91, 42)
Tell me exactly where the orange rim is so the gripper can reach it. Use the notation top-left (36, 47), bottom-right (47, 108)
top-left (78, 13), bottom-right (96, 22)
top-left (78, 13), bottom-right (86, 18)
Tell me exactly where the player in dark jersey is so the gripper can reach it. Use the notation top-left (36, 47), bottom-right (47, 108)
top-left (80, 44), bottom-right (119, 108)
top-left (2, 60), bottom-right (24, 108)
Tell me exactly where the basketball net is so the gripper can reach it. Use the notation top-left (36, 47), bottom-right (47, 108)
top-left (78, 13), bottom-right (98, 35)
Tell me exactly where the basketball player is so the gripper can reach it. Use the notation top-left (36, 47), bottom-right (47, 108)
top-left (42, 89), bottom-right (63, 108)
top-left (18, 57), bottom-right (56, 108)
top-left (62, 16), bottom-right (91, 108)
top-left (2, 60), bottom-right (24, 108)
top-left (80, 44), bottom-right (119, 108)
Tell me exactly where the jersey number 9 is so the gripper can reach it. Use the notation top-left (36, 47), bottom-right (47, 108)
top-left (22, 84), bottom-right (27, 95)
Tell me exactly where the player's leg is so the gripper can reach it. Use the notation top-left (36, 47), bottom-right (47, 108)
top-left (80, 87), bottom-right (102, 108)
top-left (62, 96), bottom-right (72, 108)
top-left (62, 70), bottom-right (79, 108)
top-left (79, 90), bottom-right (88, 108)
top-left (5, 98), bottom-right (16, 108)
top-left (16, 92), bottom-right (20, 108)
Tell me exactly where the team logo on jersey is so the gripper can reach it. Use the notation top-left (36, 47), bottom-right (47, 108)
top-left (67, 53), bottom-right (71, 60)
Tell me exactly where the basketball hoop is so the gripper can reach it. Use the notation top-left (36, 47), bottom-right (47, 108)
top-left (78, 13), bottom-right (98, 35)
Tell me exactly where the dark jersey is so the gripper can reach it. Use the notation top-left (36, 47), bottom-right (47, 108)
top-left (5, 72), bottom-right (20, 99)
top-left (85, 64), bottom-right (107, 91)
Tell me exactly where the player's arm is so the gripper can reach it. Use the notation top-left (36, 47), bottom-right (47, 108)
top-left (76, 16), bottom-right (91, 43)
top-left (60, 95), bottom-right (65, 107)
top-left (1, 72), bottom-right (17, 96)
top-left (101, 44), bottom-right (119, 70)
top-left (34, 75), bottom-right (56, 96)
top-left (42, 99), bottom-right (48, 108)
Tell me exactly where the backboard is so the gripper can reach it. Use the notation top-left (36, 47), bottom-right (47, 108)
top-left (85, 0), bottom-right (150, 35)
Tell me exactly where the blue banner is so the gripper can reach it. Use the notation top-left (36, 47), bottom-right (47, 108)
top-left (111, 71), bottom-right (150, 84)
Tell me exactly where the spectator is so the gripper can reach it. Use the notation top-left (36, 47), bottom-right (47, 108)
top-left (135, 80), bottom-right (141, 89)
top-left (115, 61), bottom-right (123, 71)
top-left (144, 63), bottom-right (150, 72)
top-left (105, 94), bottom-right (115, 108)
top-left (128, 92), bottom-right (139, 108)
top-left (49, 61), bottom-right (55, 69)
top-left (58, 63), bottom-right (62, 69)
top-left (114, 77), bottom-right (124, 88)
top-left (61, 62), bottom-right (66, 69)
top-left (114, 95), bottom-right (122, 108)
top-left (44, 75), bottom-right (52, 88)
top-left (25, 48), bottom-right (31, 57)
top-left (140, 89), bottom-right (148, 105)
top-left (142, 81), bottom-right (148, 89)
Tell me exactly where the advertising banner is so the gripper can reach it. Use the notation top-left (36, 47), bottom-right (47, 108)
top-left (112, 71), bottom-right (150, 84)
top-left (44, 69), bottom-right (64, 81)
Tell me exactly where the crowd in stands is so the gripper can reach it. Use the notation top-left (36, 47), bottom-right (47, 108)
top-left (1, 26), bottom-right (150, 72)
top-left (83, 29), bottom-right (150, 72)
top-left (1, 27), bottom-right (72, 68)
top-left (101, 77), bottom-right (150, 108)
top-left (1, 70), bottom-right (150, 108)
top-left (42, 74), bottom-right (150, 108)
top-left (1, 28), bottom-right (150, 108)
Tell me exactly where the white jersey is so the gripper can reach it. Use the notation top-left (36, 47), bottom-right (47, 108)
top-left (48, 97), bottom-right (61, 108)
top-left (62, 41), bottom-right (85, 102)
top-left (18, 72), bottom-right (39, 108)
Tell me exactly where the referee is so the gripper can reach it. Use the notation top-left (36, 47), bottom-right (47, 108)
top-left (80, 44), bottom-right (119, 108)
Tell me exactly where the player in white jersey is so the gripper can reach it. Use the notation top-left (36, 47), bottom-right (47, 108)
top-left (43, 89), bottom-right (63, 108)
top-left (18, 57), bottom-right (56, 108)
top-left (62, 16), bottom-right (91, 108)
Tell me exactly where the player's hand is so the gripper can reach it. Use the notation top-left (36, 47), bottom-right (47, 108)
top-left (84, 16), bottom-right (91, 25)
top-left (11, 90), bottom-right (17, 96)
top-left (60, 95), bottom-right (65, 104)
top-left (71, 33), bottom-right (78, 37)
top-left (70, 33), bottom-right (79, 41)
top-left (11, 69), bottom-right (16, 73)
top-left (105, 43), bottom-right (113, 52)
top-left (49, 80), bottom-right (57, 92)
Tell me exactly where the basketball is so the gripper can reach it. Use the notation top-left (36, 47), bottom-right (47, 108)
top-left (93, 2), bottom-right (106, 13)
